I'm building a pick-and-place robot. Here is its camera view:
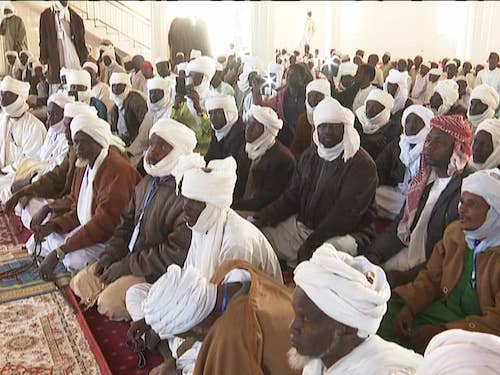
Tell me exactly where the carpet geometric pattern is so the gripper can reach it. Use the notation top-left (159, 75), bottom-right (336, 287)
top-left (0, 291), bottom-right (102, 374)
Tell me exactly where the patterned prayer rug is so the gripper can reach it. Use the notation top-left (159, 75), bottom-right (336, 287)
top-left (0, 291), bottom-right (103, 374)
top-left (0, 244), bottom-right (71, 304)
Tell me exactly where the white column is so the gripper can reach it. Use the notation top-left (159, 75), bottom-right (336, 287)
top-left (150, 1), bottom-right (170, 60)
top-left (250, 2), bottom-right (274, 66)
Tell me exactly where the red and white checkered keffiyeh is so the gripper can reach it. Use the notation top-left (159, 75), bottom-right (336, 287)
top-left (397, 115), bottom-right (472, 244)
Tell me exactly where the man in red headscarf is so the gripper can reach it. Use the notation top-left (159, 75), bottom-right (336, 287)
top-left (363, 115), bottom-right (473, 287)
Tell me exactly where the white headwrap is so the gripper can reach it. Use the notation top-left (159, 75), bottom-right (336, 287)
top-left (313, 97), bottom-right (360, 162)
top-left (70, 114), bottom-right (113, 150)
top-left (109, 72), bottom-right (132, 107)
top-left (294, 243), bottom-right (390, 338)
top-left (467, 84), bottom-right (500, 128)
top-left (462, 168), bottom-right (500, 255)
top-left (205, 95), bottom-right (239, 142)
top-left (237, 57), bottom-right (263, 93)
top-left (338, 62), bottom-right (358, 77)
top-left (180, 156), bottom-right (237, 210)
top-left (64, 102), bottom-right (98, 118)
top-left (83, 61), bottom-right (98, 74)
top-left (429, 68), bottom-right (441, 77)
top-left (384, 69), bottom-right (410, 114)
top-left (186, 56), bottom-right (216, 99)
top-left (5, 50), bottom-right (18, 65)
top-left (0, 76), bottom-right (30, 116)
top-left (245, 105), bottom-right (283, 160)
top-left (305, 79), bottom-right (331, 124)
top-left (143, 119), bottom-right (197, 177)
top-left (47, 92), bottom-right (75, 109)
top-left (355, 89), bottom-right (394, 134)
top-left (146, 77), bottom-right (173, 112)
top-left (88, 46), bottom-right (100, 62)
top-left (433, 79), bottom-right (459, 115)
top-left (101, 47), bottom-right (116, 63)
top-left (399, 105), bottom-right (434, 174)
top-left (417, 329), bottom-right (500, 375)
top-left (3, 2), bottom-right (15, 16)
top-left (143, 264), bottom-right (217, 340)
top-left (471, 119), bottom-right (500, 171)
top-left (65, 69), bottom-right (92, 103)
top-left (154, 56), bottom-right (169, 65)
top-left (190, 49), bottom-right (202, 60)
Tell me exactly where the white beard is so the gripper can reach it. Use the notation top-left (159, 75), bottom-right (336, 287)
top-left (287, 348), bottom-right (312, 371)
top-left (75, 158), bottom-right (90, 168)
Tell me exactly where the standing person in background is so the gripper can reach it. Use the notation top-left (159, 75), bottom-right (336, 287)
top-left (0, 1), bottom-right (28, 75)
top-left (39, 1), bottom-right (88, 95)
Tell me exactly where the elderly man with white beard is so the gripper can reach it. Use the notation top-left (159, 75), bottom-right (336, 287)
top-left (32, 114), bottom-right (141, 279)
top-left (467, 84), bottom-right (499, 129)
top-left (288, 244), bottom-right (422, 374)
top-left (125, 155), bottom-right (282, 367)
top-left (0, 76), bottom-right (46, 203)
top-left (69, 119), bottom-right (194, 321)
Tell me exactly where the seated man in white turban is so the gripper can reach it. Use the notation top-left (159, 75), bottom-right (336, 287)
top-left (5, 50), bottom-right (20, 78)
top-left (66, 69), bottom-right (107, 120)
top-left (429, 79), bottom-right (466, 116)
top-left (355, 88), bottom-right (400, 159)
top-left (3, 92), bottom-right (74, 202)
top-left (210, 62), bottom-right (235, 97)
top-left (410, 62), bottom-right (430, 105)
top-left (467, 84), bottom-right (499, 128)
top-left (291, 78), bottom-right (331, 160)
top-left (125, 156), bottom-right (282, 347)
top-left (233, 105), bottom-right (295, 213)
top-left (335, 62), bottom-right (357, 92)
top-left (289, 244), bottom-right (422, 374)
top-left (32, 114), bottom-right (141, 278)
top-left (109, 71), bottom-right (148, 147)
top-left (376, 105), bottom-right (434, 219)
top-left (384, 69), bottom-right (412, 121)
top-left (83, 61), bottom-right (114, 120)
top-left (136, 260), bottom-right (298, 375)
top-left (471, 119), bottom-right (500, 171)
top-left (364, 115), bottom-right (473, 287)
top-left (0, 76), bottom-right (46, 204)
top-left (204, 95), bottom-right (246, 198)
top-left (380, 169), bottom-right (500, 352)
top-left (256, 97), bottom-right (378, 265)
top-left (416, 329), bottom-right (500, 375)
top-left (70, 119), bottom-right (194, 321)
top-left (4, 103), bottom-right (98, 232)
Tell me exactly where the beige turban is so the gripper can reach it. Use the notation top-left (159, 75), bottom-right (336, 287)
top-left (294, 243), bottom-right (390, 338)
top-left (0, 76), bottom-right (30, 99)
top-left (143, 264), bottom-right (217, 339)
top-left (417, 329), bottom-right (500, 375)
top-left (47, 92), bottom-right (75, 109)
top-left (468, 84), bottom-right (500, 127)
top-left (64, 102), bottom-right (98, 118)
top-left (434, 79), bottom-right (459, 114)
top-left (181, 156), bottom-right (237, 209)
top-left (83, 61), bottom-right (98, 73)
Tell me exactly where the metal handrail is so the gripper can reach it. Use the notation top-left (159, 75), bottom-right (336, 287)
top-left (71, 0), bottom-right (151, 51)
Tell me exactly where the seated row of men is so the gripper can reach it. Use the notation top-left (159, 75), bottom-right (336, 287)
top-left (0, 57), bottom-right (499, 373)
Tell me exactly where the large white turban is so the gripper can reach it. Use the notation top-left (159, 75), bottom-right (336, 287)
top-left (47, 92), bottom-right (75, 109)
top-left (65, 69), bottom-right (91, 89)
top-left (416, 329), bottom-right (500, 375)
top-left (146, 76), bottom-right (173, 111)
top-left (462, 168), bottom-right (500, 254)
top-left (294, 243), bottom-right (390, 338)
top-left (181, 156), bottom-right (237, 209)
top-left (384, 69), bottom-right (410, 114)
top-left (471, 119), bottom-right (500, 171)
top-left (143, 264), bottom-right (217, 340)
top-left (338, 62), bottom-right (358, 77)
top-left (355, 89), bottom-right (394, 134)
top-left (399, 105), bottom-right (434, 169)
top-left (246, 105), bottom-right (283, 160)
top-left (205, 95), bottom-right (239, 141)
top-left (70, 114), bottom-right (113, 149)
top-left (101, 47), bottom-right (115, 62)
top-left (313, 96), bottom-right (360, 162)
top-left (0, 76), bottom-right (30, 99)
top-left (109, 72), bottom-right (131, 87)
top-left (305, 78), bottom-right (332, 124)
top-left (434, 79), bottom-right (459, 115)
top-left (83, 61), bottom-right (98, 74)
top-left (468, 84), bottom-right (500, 128)
top-left (143, 119), bottom-right (197, 177)
top-left (64, 102), bottom-right (98, 118)
top-left (186, 56), bottom-right (216, 82)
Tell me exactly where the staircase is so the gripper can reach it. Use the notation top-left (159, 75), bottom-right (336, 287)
top-left (15, 1), bottom-right (152, 60)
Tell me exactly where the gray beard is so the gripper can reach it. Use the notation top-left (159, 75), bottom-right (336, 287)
top-left (75, 158), bottom-right (89, 168)
top-left (287, 348), bottom-right (312, 371)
